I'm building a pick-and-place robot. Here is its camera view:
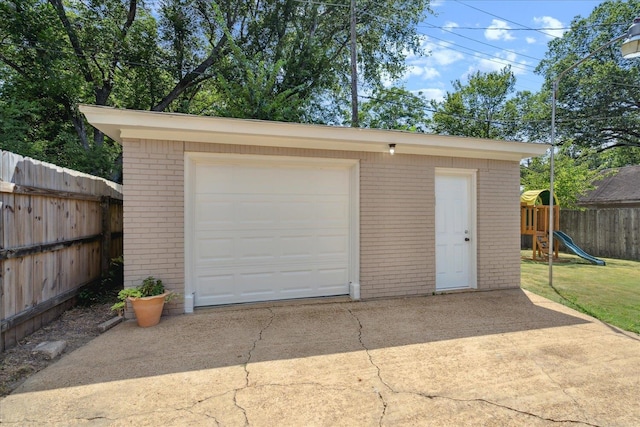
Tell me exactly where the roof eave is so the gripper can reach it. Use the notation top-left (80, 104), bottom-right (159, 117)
top-left (79, 105), bottom-right (548, 161)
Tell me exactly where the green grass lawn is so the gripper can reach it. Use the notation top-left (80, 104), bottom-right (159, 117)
top-left (520, 251), bottom-right (640, 334)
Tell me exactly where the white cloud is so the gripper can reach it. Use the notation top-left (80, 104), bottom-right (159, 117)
top-left (408, 65), bottom-right (441, 80)
top-left (430, 49), bottom-right (464, 66)
top-left (533, 16), bottom-right (566, 39)
top-left (415, 87), bottom-right (446, 103)
top-left (462, 51), bottom-right (530, 79)
top-left (422, 67), bottom-right (441, 80)
top-left (442, 21), bottom-right (459, 31)
top-left (485, 19), bottom-right (515, 41)
top-left (409, 36), bottom-right (464, 67)
top-left (526, 37), bottom-right (537, 44)
top-left (380, 72), bottom-right (394, 88)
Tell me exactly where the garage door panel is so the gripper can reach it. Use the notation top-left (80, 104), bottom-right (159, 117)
top-left (316, 201), bottom-right (349, 221)
top-left (279, 201), bottom-right (316, 224)
top-left (196, 274), bottom-right (235, 301)
top-left (197, 237), bottom-right (235, 262)
top-left (195, 166), bottom-right (234, 193)
top-left (194, 262), bottom-right (349, 306)
top-left (196, 201), bottom-right (235, 227)
top-left (317, 267), bottom-right (350, 288)
top-left (191, 158), bottom-right (353, 307)
top-left (196, 234), bottom-right (348, 265)
top-left (280, 235), bottom-right (314, 258)
top-left (278, 270), bottom-right (316, 294)
top-left (317, 235), bottom-right (349, 257)
top-left (196, 196), bottom-right (349, 230)
top-left (240, 271), bottom-right (278, 294)
top-left (237, 201), bottom-right (280, 224)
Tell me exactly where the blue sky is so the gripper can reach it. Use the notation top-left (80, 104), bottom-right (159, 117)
top-left (397, 0), bottom-right (605, 102)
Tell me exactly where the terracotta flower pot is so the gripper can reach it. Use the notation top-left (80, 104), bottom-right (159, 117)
top-left (128, 292), bottom-right (168, 327)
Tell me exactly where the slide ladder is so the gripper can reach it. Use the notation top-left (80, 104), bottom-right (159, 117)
top-left (535, 233), bottom-right (550, 258)
top-left (553, 231), bottom-right (606, 266)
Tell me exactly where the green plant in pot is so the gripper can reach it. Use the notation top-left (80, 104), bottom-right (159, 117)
top-left (111, 277), bottom-right (177, 327)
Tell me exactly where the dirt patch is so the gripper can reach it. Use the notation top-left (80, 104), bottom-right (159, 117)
top-left (0, 303), bottom-right (118, 396)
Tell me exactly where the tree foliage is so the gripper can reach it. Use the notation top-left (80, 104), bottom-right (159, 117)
top-left (358, 87), bottom-right (428, 131)
top-left (428, 67), bottom-right (520, 140)
top-left (521, 149), bottom-right (601, 209)
top-left (536, 0), bottom-right (640, 164)
top-left (0, 0), bottom-right (433, 180)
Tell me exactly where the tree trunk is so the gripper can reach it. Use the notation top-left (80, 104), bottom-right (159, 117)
top-left (152, 35), bottom-right (228, 112)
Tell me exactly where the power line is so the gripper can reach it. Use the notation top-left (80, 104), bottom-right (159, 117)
top-left (422, 25), bottom-right (621, 31)
top-left (358, 88), bottom-right (640, 127)
top-left (413, 32), bottom-right (537, 73)
top-left (409, 29), bottom-right (545, 95)
top-left (453, 0), bottom-right (561, 39)
top-left (3, 2), bottom-right (636, 129)
top-left (417, 20), bottom-right (542, 62)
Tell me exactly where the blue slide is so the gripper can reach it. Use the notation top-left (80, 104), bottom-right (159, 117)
top-left (553, 231), bottom-right (606, 266)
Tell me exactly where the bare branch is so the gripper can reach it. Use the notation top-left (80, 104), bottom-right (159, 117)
top-left (48, 0), bottom-right (93, 84)
top-left (152, 34), bottom-right (228, 112)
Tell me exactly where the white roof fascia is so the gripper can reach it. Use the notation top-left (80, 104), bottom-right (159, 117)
top-left (79, 104), bottom-right (548, 161)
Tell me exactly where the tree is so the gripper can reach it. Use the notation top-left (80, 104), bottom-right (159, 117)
top-left (211, 58), bottom-right (307, 121)
top-left (428, 67), bottom-right (520, 140)
top-left (0, 0), bottom-right (158, 178)
top-left (502, 90), bottom-right (550, 143)
top-left (536, 0), bottom-right (640, 165)
top-left (358, 87), bottom-right (428, 131)
top-left (520, 148), bottom-right (601, 209)
top-left (0, 0), bottom-right (434, 180)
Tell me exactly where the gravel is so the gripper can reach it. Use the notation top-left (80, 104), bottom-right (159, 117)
top-left (0, 303), bottom-right (117, 396)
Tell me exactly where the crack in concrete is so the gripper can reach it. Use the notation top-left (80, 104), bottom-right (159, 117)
top-left (247, 380), bottom-right (374, 395)
top-left (232, 389), bottom-right (249, 426)
top-left (234, 308), bottom-right (276, 426)
top-left (190, 408), bottom-right (223, 425)
top-left (375, 388), bottom-right (388, 427)
top-left (502, 333), bottom-right (592, 425)
top-left (245, 308), bottom-right (275, 386)
top-left (1, 417), bottom-right (113, 425)
top-left (197, 412), bottom-right (221, 426)
top-left (345, 307), bottom-right (598, 427)
top-left (346, 307), bottom-right (391, 426)
top-left (404, 391), bottom-right (602, 426)
top-left (181, 389), bottom-right (235, 424)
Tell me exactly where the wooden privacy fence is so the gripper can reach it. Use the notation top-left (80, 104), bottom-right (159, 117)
top-left (0, 150), bottom-right (123, 351)
top-left (559, 208), bottom-right (640, 261)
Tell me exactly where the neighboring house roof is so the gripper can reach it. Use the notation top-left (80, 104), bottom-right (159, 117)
top-left (79, 105), bottom-right (547, 162)
top-left (578, 165), bottom-right (640, 207)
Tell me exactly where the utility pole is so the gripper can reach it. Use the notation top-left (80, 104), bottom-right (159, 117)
top-left (350, 0), bottom-right (358, 127)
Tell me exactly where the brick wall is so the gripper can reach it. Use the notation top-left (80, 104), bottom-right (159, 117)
top-left (359, 155), bottom-right (520, 297)
top-left (476, 160), bottom-right (521, 290)
top-left (359, 154), bottom-right (434, 298)
top-left (122, 140), bottom-right (521, 312)
top-left (122, 139), bottom-right (185, 315)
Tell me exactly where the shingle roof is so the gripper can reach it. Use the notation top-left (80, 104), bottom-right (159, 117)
top-left (578, 165), bottom-right (640, 206)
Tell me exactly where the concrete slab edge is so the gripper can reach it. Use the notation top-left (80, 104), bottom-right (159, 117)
top-left (98, 316), bottom-right (124, 333)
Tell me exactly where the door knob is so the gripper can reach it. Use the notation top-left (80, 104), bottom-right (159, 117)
top-left (465, 237), bottom-right (470, 241)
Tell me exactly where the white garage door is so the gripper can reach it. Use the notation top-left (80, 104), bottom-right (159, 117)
top-left (188, 155), bottom-right (355, 307)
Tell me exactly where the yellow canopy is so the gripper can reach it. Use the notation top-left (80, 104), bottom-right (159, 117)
top-left (520, 189), bottom-right (559, 206)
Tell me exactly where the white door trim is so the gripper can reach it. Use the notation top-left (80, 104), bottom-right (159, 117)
top-left (184, 152), bottom-right (360, 310)
top-left (435, 168), bottom-right (478, 290)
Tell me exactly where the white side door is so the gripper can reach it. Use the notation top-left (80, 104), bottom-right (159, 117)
top-left (435, 169), bottom-right (477, 290)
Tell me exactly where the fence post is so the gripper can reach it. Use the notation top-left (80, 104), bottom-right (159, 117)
top-left (1, 192), bottom-right (4, 352)
top-left (101, 196), bottom-right (111, 277)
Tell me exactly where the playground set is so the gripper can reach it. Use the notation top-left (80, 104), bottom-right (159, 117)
top-left (520, 189), bottom-right (605, 266)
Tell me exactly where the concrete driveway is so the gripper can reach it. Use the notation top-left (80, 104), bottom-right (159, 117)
top-left (1, 289), bottom-right (639, 426)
